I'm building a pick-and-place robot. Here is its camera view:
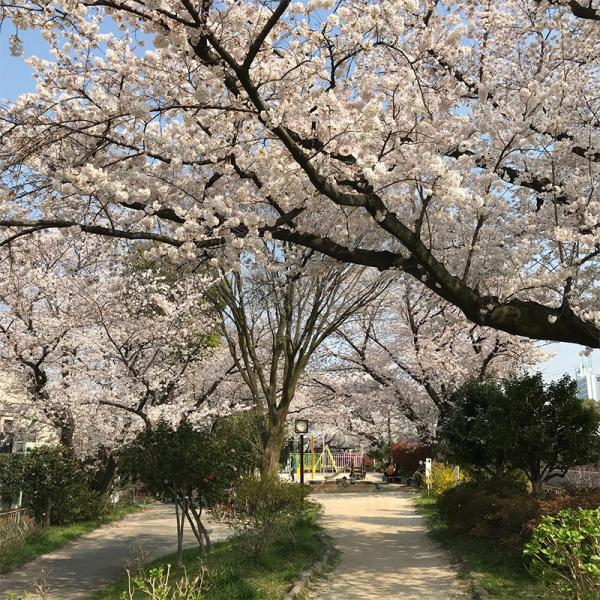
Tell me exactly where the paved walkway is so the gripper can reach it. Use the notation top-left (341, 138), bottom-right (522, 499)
top-left (0, 504), bottom-right (229, 599)
top-left (310, 489), bottom-right (466, 599)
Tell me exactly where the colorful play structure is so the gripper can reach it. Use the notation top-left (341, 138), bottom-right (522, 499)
top-left (290, 435), bottom-right (364, 478)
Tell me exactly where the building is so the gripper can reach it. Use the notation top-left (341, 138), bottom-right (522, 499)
top-left (0, 374), bottom-right (58, 454)
top-left (575, 363), bottom-right (600, 401)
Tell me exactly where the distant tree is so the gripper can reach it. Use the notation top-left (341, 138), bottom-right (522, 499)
top-left (119, 421), bottom-right (247, 566)
top-left (439, 374), bottom-right (600, 493)
top-left (583, 399), bottom-right (600, 420)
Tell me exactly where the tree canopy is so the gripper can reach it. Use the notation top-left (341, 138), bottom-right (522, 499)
top-left (0, 0), bottom-right (598, 346)
top-left (439, 374), bottom-right (600, 491)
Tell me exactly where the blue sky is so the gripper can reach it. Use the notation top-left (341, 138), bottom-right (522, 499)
top-left (537, 343), bottom-right (599, 382)
top-left (1, 27), bottom-right (598, 381)
top-left (0, 29), bottom-right (50, 101)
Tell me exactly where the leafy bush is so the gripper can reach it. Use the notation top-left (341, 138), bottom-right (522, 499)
top-left (438, 477), bottom-right (538, 549)
top-left (227, 475), bottom-right (309, 556)
top-left (438, 478), bottom-right (600, 552)
top-left (0, 453), bottom-right (24, 508)
top-left (524, 508), bottom-right (600, 600)
top-left (535, 489), bottom-right (600, 520)
top-left (211, 412), bottom-right (262, 477)
top-left (19, 446), bottom-right (98, 526)
top-left (1, 447), bottom-right (108, 527)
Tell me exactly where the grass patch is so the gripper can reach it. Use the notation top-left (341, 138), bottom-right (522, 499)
top-left (88, 510), bottom-right (327, 600)
top-left (0, 503), bottom-right (143, 574)
top-left (414, 495), bottom-right (559, 600)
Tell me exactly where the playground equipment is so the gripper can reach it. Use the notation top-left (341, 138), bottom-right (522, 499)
top-left (290, 435), bottom-right (363, 478)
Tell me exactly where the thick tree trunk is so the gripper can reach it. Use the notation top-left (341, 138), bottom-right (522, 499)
top-left (58, 417), bottom-right (75, 448)
top-left (531, 478), bottom-right (544, 494)
top-left (89, 450), bottom-right (117, 494)
top-left (530, 463), bottom-right (544, 495)
top-left (260, 420), bottom-right (287, 476)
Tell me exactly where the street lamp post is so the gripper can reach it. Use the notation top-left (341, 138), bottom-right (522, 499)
top-left (294, 419), bottom-right (309, 485)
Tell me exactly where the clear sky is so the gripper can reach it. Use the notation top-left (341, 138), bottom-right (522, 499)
top-left (0, 29), bottom-right (51, 101)
top-left (537, 343), bottom-right (600, 382)
top-left (1, 28), bottom-right (598, 381)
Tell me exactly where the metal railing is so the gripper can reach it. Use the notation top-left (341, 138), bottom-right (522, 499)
top-left (0, 507), bottom-right (28, 525)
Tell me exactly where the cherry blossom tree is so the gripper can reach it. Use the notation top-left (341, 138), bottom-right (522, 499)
top-left (0, 0), bottom-right (598, 347)
top-left (0, 231), bottom-right (99, 448)
top-left (74, 261), bottom-right (223, 428)
top-left (303, 275), bottom-right (544, 442)
top-left (294, 375), bottom-right (424, 449)
top-left (0, 233), bottom-right (241, 491)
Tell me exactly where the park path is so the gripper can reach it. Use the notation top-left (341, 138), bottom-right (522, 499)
top-left (309, 489), bottom-right (466, 600)
top-left (0, 504), bottom-right (230, 599)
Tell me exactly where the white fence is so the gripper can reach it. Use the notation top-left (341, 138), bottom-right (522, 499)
top-left (565, 466), bottom-right (600, 489)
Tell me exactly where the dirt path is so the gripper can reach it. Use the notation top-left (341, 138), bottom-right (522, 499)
top-left (0, 504), bottom-right (229, 599)
top-left (310, 489), bottom-right (465, 600)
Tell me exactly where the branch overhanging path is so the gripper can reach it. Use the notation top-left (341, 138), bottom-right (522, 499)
top-left (0, 0), bottom-right (599, 346)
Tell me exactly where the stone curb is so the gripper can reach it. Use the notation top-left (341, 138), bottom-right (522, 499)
top-left (459, 560), bottom-right (489, 600)
top-left (281, 533), bottom-right (333, 600)
top-left (470, 577), bottom-right (489, 600)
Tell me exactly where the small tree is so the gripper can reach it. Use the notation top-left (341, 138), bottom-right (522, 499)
top-left (439, 378), bottom-right (515, 478)
top-left (439, 374), bottom-right (600, 493)
top-left (119, 421), bottom-right (243, 566)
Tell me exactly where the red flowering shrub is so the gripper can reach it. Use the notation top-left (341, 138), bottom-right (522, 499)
top-left (391, 441), bottom-right (433, 475)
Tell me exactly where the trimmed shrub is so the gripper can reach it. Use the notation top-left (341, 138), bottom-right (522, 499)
top-left (0, 453), bottom-right (24, 508)
top-left (526, 489), bottom-right (600, 538)
top-left (536, 489), bottom-right (600, 517)
top-left (438, 477), bottom-right (600, 552)
top-left (524, 508), bottom-right (600, 600)
top-left (19, 446), bottom-right (96, 526)
top-left (438, 477), bottom-right (538, 549)
top-left (227, 475), bottom-right (309, 556)
top-left (0, 446), bottom-right (102, 527)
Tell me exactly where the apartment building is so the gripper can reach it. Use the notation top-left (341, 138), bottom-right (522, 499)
top-left (0, 374), bottom-right (58, 454)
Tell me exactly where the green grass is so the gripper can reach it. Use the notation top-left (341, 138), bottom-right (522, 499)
top-left (88, 511), bottom-right (327, 600)
top-left (0, 503), bottom-right (143, 574)
top-left (414, 495), bottom-right (559, 600)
